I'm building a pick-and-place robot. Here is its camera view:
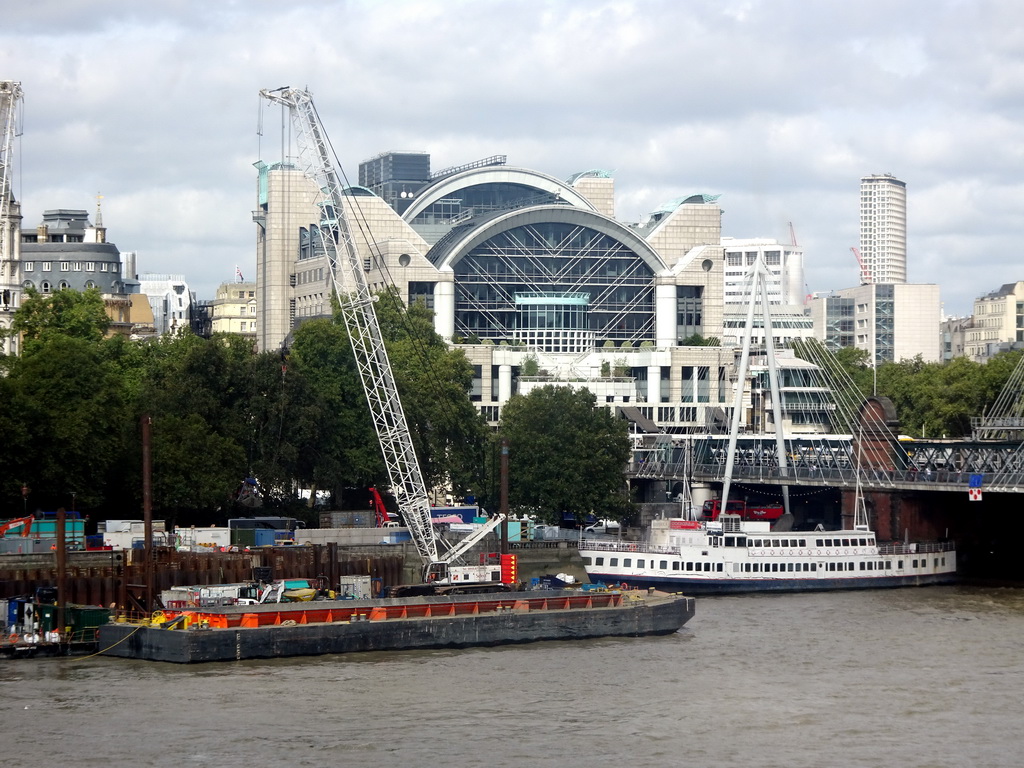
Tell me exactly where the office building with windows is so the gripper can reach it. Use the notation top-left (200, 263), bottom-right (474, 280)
top-left (964, 281), bottom-right (1024, 362)
top-left (18, 208), bottom-right (153, 338)
top-left (859, 174), bottom-right (907, 284)
top-left (808, 283), bottom-right (940, 364)
top-left (211, 280), bottom-right (258, 341)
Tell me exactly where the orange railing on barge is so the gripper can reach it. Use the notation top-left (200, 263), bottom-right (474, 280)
top-left (135, 592), bottom-right (629, 631)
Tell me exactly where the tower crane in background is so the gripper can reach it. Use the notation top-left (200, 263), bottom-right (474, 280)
top-left (851, 246), bottom-right (871, 285)
top-left (0, 80), bottom-right (24, 356)
top-left (258, 87), bottom-right (505, 587)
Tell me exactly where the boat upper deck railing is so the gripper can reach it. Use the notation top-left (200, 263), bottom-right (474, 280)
top-left (878, 541), bottom-right (955, 555)
top-left (582, 539), bottom-right (955, 555)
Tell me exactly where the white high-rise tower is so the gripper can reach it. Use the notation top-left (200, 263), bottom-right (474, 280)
top-left (859, 173), bottom-right (907, 284)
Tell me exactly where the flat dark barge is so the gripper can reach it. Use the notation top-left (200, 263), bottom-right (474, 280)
top-left (98, 589), bottom-right (695, 663)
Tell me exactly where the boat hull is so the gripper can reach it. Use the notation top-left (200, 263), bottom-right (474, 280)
top-left (587, 571), bottom-right (957, 595)
top-left (98, 590), bottom-right (695, 663)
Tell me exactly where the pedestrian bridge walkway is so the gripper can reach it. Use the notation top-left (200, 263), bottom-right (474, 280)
top-left (628, 435), bottom-right (1024, 494)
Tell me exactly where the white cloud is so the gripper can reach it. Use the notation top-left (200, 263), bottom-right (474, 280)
top-left (2, 0), bottom-right (1021, 314)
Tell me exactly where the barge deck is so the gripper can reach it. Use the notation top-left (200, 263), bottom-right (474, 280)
top-left (99, 588), bottom-right (695, 663)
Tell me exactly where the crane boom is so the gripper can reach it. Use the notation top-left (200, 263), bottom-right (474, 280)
top-left (0, 80), bottom-right (24, 355)
top-left (258, 87), bottom-right (445, 575)
top-left (851, 246), bottom-right (870, 285)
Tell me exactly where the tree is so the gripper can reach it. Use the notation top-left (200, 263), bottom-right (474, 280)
top-left (498, 385), bottom-right (632, 524)
top-left (289, 318), bottom-right (380, 501)
top-left (11, 287), bottom-right (110, 353)
top-left (0, 334), bottom-right (124, 510)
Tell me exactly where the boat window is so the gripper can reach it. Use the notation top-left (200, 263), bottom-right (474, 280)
top-left (658, 560), bottom-right (667, 569)
top-left (595, 557), bottom-right (604, 566)
top-left (787, 563), bottom-right (795, 572)
top-left (583, 556), bottom-right (592, 565)
top-left (842, 538), bottom-right (850, 547)
top-left (610, 558), bottom-right (619, 567)
top-left (816, 539), bottom-right (824, 547)
top-left (859, 538), bottom-right (867, 546)
top-left (671, 561), bottom-right (678, 570)
top-left (637, 560), bottom-right (645, 568)
top-left (724, 536), bottom-right (735, 547)
top-left (848, 562), bottom-right (854, 570)
top-left (861, 562), bottom-right (867, 570)
top-left (810, 563), bottom-right (816, 571)
top-left (715, 563), bottom-right (722, 572)
top-left (753, 563), bottom-right (760, 572)
top-left (736, 537), bottom-right (746, 548)
top-left (744, 563), bottom-right (751, 572)
top-left (623, 559), bottom-right (632, 567)
top-left (799, 539), bottom-right (807, 547)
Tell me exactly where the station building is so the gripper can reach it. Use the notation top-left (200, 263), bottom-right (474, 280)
top-left (254, 152), bottom-right (829, 434)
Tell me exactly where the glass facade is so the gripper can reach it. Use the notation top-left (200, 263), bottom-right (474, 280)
top-left (824, 296), bottom-right (854, 351)
top-left (451, 221), bottom-right (655, 345)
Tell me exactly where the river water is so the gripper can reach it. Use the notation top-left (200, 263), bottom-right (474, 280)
top-left (3, 585), bottom-right (1023, 767)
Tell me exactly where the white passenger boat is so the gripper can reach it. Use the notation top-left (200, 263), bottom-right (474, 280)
top-left (579, 515), bottom-right (956, 595)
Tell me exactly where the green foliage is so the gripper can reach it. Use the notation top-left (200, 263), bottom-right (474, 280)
top-left (497, 385), bottom-right (632, 524)
top-left (0, 335), bottom-right (124, 510)
top-left (679, 334), bottom-right (720, 347)
top-left (0, 285), bottom-right (488, 521)
top-left (521, 355), bottom-right (540, 377)
top-left (799, 342), bottom-right (1024, 439)
top-left (12, 287), bottom-right (110, 353)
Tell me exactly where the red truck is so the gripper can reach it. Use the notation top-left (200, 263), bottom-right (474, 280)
top-left (700, 499), bottom-right (785, 523)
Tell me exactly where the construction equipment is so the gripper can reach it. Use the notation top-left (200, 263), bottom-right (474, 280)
top-left (0, 80), bottom-right (24, 356)
top-left (0, 515), bottom-right (35, 538)
top-left (258, 87), bottom-right (505, 585)
top-left (851, 246), bottom-right (871, 285)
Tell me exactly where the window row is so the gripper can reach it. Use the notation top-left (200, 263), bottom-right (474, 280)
top-left (24, 280), bottom-right (98, 293)
top-left (23, 261), bottom-right (110, 273)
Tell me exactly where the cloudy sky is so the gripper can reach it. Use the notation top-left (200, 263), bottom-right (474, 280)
top-left (3, 0), bottom-right (1021, 315)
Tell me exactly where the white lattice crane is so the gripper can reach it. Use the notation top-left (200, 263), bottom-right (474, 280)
top-left (258, 87), bottom-right (502, 584)
top-left (0, 80), bottom-right (23, 355)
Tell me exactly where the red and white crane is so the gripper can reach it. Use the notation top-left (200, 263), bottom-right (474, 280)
top-left (851, 246), bottom-right (871, 285)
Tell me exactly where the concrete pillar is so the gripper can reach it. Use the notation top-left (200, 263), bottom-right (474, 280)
top-left (434, 281), bottom-right (455, 340)
top-left (647, 365), bottom-right (662, 403)
top-left (655, 284), bottom-right (677, 347)
top-left (498, 365), bottom-right (513, 403)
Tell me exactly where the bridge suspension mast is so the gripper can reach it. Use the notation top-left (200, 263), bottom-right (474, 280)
top-left (722, 253), bottom-right (791, 517)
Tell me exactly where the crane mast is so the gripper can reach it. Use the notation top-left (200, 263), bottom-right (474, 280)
top-left (0, 80), bottom-right (23, 355)
top-left (257, 87), bottom-right (447, 576)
